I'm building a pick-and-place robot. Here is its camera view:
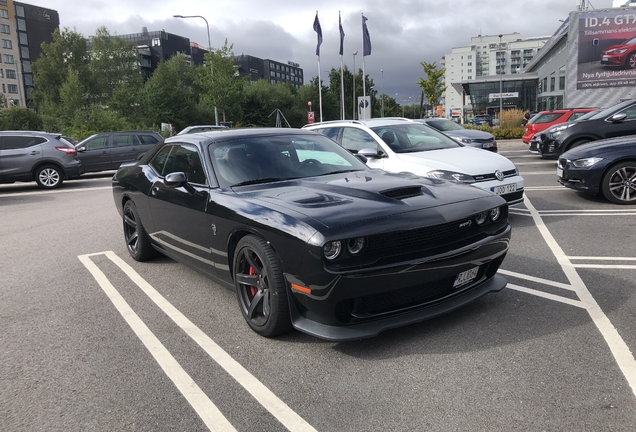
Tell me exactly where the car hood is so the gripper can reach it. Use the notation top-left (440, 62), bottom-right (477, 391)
top-left (237, 170), bottom-right (502, 232)
top-left (395, 147), bottom-right (515, 175)
top-left (561, 136), bottom-right (636, 159)
top-left (443, 129), bottom-right (494, 140)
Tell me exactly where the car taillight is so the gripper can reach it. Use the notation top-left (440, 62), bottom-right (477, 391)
top-left (56, 146), bottom-right (77, 155)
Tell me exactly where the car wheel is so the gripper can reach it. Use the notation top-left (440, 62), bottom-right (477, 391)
top-left (601, 161), bottom-right (636, 204)
top-left (123, 200), bottom-right (157, 261)
top-left (628, 52), bottom-right (636, 69)
top-left (35, 165), bottom-right (63, 189)
top-left (566, 139), bottom-right (590, 153)
top-left (234, 235), bottom-right (292, 337)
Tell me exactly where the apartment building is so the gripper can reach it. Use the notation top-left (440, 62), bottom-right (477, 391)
top-left (0, 0), bottom-right (58, 108)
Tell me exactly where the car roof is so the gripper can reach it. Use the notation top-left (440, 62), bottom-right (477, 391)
top-left (166, 127), bottom-right (321, 144)
top-left (303, 118), bottom-right (414, 128)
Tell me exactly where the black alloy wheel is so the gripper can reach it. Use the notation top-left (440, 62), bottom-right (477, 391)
top-left (601, 161), bottom-right (636, 204)
top-left (234, 235), bottom-right (292, 337)
top-left (35, 164), bottom-right (63, 189)
top-left (629, 52), bottom-right (636, 69)
top-left (123, 200), bottom-right (157, 261)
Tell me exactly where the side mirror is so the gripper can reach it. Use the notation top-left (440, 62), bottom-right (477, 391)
top-left (610, 113), bottom-right (627, 123)
top-left (165, 172), bottom-right (187, 187)
top-left (76, 146), bottom-right (86, 152)
top-left (357, 147), bottom-right (379, 159)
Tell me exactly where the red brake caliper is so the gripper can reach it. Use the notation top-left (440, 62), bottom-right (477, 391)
top-left (249, 264), bottom-right (258, 297)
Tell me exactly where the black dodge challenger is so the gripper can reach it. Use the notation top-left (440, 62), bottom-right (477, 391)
top-left (112, 128), bottom-right (511, 341)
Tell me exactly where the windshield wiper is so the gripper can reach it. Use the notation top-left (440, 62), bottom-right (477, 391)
top-left (315, 169), bottom-right (362, 177)
top-left (231, 177), bottom-right (295, 187)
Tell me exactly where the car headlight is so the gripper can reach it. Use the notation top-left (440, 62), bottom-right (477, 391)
top-left (427, 170), bottom-right (476, 183)
top-left (613, 48), bottom-right (628, 54)
top-left (490, 206), bottom-right (503, 222)
top-left (452, 136), bottom-right (473, 144)
top-left (549, 123), bottom-right (575, 134)
top-left (347, 237), bottom-right (366, 255)
top-left (572, 157), bottom-right (603, 168)
top-left (475, 211), bottom-right (489, 225)
top-left (323, 241), bottom-right (342, 260)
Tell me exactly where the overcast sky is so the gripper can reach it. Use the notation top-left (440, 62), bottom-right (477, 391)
top-left (29, 0), bottom-right (615, 104)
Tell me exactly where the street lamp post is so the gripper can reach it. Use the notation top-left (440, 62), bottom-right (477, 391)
top-left (174, 14), bottom-right (218, 125)
top-left (498, 34), bottom-right (503, 125)
top-left (380, 69), bottom-right (384, 117)
top-left (352, 51), bottom-right (358, 120)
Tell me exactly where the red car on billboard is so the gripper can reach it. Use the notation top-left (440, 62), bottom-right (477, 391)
top-left (601, 36), bottom-right (636, 68)
top-left (522, 108), bottom-right (596, 144)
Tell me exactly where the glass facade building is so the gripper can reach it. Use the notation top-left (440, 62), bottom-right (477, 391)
top-left (460, 74), bottom-right (538, 121)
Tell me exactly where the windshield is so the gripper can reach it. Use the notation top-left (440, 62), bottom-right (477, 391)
top-left (574, 110), bottom-right (599, 121)
top-left (424, 119), bottom-right (465, 132)
top-left (370, 123), bottom-right (461, 153)
top-left (587, 100), bottom-right (634, 120)
top-left (210, 133), bottom-right (367, 187)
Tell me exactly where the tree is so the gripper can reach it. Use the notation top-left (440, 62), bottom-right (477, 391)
top-left (197, 40), bottom-right (248, 124)
top-left (242, 80), bottom-right (298, 127)
top-left (141, 53), bottom-right (200, 131)
top-left (417, 62), bottom-right (446, 116)
top-left (0, 107), bottom-right (43, 130)
top-left (31, 28), bottom-right (90, 110)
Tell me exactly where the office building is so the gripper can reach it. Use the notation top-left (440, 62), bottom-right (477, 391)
top-left (234, 54), bottom-right (304, 88)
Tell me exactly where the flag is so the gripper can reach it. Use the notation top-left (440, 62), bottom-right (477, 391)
top-left (313, 12), bottom-right (323, 56)
top-left (339, 12), bottom-right (345, 56)
top-left (362, 14), bottom-right (371, 56)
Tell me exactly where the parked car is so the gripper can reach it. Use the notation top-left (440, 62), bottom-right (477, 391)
top-left (0, 131), bottom-right (82, 189)
top-left (523, 108), bottom-right (596, 144)
top-left (601, 36), bottom-right (636, 69)
top-left (303, 118), bottom-right (524, 206)
top-left (471, 114), bottom-right (493, 126)
top-left (535, 99), bottom-right (636, 158)
top-left (415, 118), bottom-right (497, 152)
top-left (529, 109), bottom-right (599, 153)
top-left (557, 136), bottom-right (636, 204)
top-left (75, 131), bottom-right (163, 173)
top-left (112, 128), bottom-right (511, 340)
top-left (176, 125), bottom-right (229, 135)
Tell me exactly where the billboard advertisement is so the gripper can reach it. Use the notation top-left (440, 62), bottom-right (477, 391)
top-left (577, 10), bottom-right (636, 89)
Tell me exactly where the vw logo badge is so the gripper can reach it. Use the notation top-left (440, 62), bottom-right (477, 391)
top-left (495, 170), bottom-right (504, 181)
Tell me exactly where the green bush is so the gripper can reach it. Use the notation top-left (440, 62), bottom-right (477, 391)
top-left (493, 127), bottom-right (525, 140)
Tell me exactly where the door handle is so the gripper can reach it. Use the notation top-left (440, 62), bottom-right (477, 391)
top-left (30, 150), bottom-right (39, 155)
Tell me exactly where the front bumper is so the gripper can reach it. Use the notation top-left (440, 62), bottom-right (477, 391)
top-left (285, 226), bottom-right (511, 341)
top-left (536, 134), bottom-right (562, 158)
top-left (556, 157), bottom-right (605, 193)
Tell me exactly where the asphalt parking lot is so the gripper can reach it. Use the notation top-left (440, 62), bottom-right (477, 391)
top-left (1, 140), bottom-right (635, 431)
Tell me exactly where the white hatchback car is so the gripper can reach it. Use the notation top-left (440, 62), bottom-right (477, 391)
top-left (303, 118), bottom-right (524, 205)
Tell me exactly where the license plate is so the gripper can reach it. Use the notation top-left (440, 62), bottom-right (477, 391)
top-left (557, 167), bottom-right (563, 177)
top-left (491, 183), bottom-right (517, 195)
top-left (454, 266), bottom-right (479, 288)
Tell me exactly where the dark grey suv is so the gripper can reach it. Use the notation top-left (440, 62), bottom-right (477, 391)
top-left (0, 131), bottom-right (82, 189)
top-left (75, 131), bottom-right (162, 173)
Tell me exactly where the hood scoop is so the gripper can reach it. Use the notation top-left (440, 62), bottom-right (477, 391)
top-left (380, 186), bottom-right (423, 200)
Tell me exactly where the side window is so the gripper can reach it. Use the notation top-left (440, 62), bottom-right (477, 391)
top-left (4, 136), bottom-right (46, 149)
top-left (162, 144), bottom-right (207, 185)
top-left (150, 145), bottom-right (172, 176)
top-left (570, 112), bottom-right (588, 121)
top-left (316, 127), bottom-right (341, 142)
top-left (340, 128), bottom-right (378, 153)
top-left (619, 105), bottom-right (636, 121)
top-left (112, 134), bottom-right (138, 147)
top-left (83, 136), bottom-right (108, 151)
top-left (138, 134), bottom-right (159, 145)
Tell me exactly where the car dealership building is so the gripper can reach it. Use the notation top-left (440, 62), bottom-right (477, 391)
top-left (452, 3), bottom-right (636, 122)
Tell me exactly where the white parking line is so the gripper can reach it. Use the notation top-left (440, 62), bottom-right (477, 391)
top-left (78, 254), bottom-right (237, 432)
top-left (0, 185), bottom-right (111, 198)
top-left (507, 284), bottom-right (591, 309)
top-left (79, 251), bottom-right (318, 432)
top-left (523, 197), bottom-right (636, 398)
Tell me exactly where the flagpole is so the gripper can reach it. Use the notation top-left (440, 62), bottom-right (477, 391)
top-left (362, 56), bottom-right (366, 120)
top-left (318, 57), bottom-right (323, 123)
top-left (313, 11), bottom-right (323, 123)
top-left (339, 11), bottom-right (345, 120)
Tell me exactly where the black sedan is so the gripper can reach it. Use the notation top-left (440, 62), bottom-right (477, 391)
top-left (112, 128), bottom-right (511, 341)
top-left (557, 136), bottom-right (636, 204)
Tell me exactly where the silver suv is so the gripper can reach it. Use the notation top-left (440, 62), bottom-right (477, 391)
top-left (0, 131), bottom-right (82, 189)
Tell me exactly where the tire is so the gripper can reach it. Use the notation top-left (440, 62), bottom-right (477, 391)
top-left (233, 235), bottom-right (292, 337)
top-left (628, 52), bottom-right (636, 69)
top-left (123, 200), bottom-right (158, 261)
top-left (35, 165), bottom-right (63, 189)
top-left (601, 161), bottom-right (636, 205)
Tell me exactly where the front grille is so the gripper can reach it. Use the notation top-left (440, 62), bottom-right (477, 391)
top-left (365, 216), bottom-right (479, 254)
top-left (474, 169), bottom-right (517, 183)
top-left (558, 158), bottom-right (567, 169)
top-left (473, 138), bottom-right (495, 144)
